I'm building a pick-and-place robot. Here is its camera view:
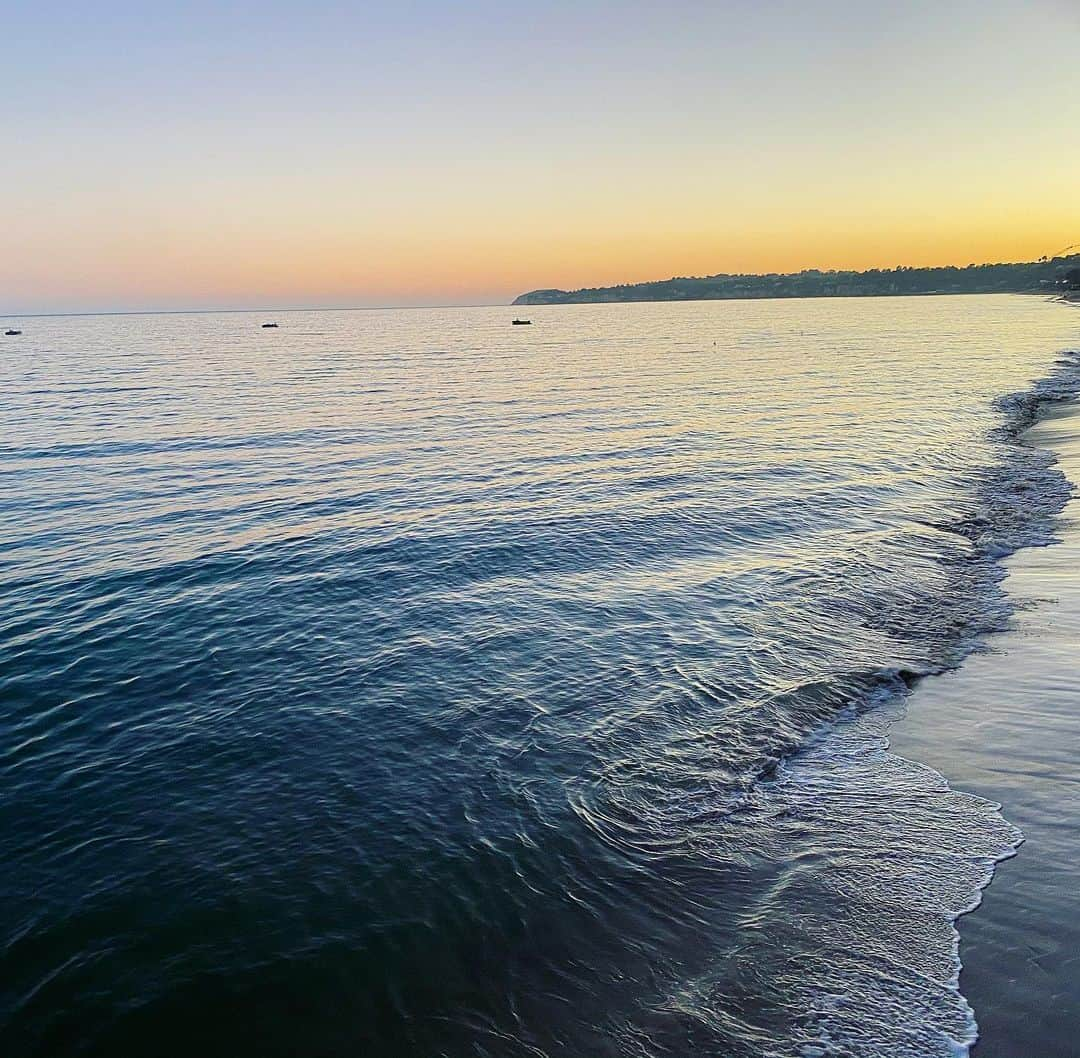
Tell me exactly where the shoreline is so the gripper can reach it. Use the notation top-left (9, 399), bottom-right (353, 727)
top-left (512, 290), bottom-right (1073, 308)
top-left (513, 257), bottom-right (1080, 306)
top-left (891, 395), bottom-right (1080, 1057)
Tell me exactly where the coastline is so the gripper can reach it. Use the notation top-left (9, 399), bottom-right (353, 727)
top-left (513, 257), bottom-right (1080, 306)
top-left (891, 396), bottom-right (1080, 1056)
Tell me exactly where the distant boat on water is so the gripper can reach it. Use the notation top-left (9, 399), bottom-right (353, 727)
top-left (261, 322), bottom-right (279, 328)
top-left (511, 318), bottom-right (531, 326)
top-left (4, 329), bottom-right (21, 336)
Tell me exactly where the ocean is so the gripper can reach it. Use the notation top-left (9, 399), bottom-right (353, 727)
top-left (1, 295), bottom-right (1077, 1057)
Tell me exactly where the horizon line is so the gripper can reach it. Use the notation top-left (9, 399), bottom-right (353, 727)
top-left (0, 302), bottom-right (509, 321)
top-left (5, 249), bottom-right (1076, 320)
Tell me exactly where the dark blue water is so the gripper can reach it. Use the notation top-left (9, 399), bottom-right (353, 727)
top-left (1, 297), bottom-right (1077, 1057)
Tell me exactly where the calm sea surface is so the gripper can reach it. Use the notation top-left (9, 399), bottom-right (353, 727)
top-left (1, 296), bottom-right (1077, 1057)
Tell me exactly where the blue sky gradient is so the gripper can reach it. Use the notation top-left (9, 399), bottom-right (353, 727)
top-left (3, 0), bottom-right (1078, 312)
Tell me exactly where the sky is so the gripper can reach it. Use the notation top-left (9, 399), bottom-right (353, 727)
top-left (3, 0), bottom-right (1079, 313)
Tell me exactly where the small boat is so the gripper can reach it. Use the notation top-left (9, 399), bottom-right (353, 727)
top-left (4, 329), bottom-right (21, 336)
top-left (512, 318), bottom-right (531, 326)
top-left (261, 322), bottom-right (279, 329)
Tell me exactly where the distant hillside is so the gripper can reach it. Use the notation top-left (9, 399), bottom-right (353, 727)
top-left (513, 255), bottom-right (1080, 306)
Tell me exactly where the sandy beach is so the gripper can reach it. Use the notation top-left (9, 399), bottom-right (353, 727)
top-left (891, 397), bottom-right (1080, 1057)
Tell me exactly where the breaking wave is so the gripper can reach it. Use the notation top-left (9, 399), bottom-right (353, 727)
top-left (568, 350), bottom-right (1080, 1057)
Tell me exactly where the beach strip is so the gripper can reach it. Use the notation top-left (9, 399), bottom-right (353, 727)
top-left (891, 398), bottom-right (1080, 1058)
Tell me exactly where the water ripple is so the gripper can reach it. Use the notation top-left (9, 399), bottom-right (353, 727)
top-left (0, 298), bottom-right (1077, 1057)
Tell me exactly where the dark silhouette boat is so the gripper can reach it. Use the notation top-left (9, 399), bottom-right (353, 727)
top-left (511, 319), bottom-right (531, 326)
top-left (4, 329), bottom-right (21, 336)
top-left (261, 322), bottom-right (279, 328)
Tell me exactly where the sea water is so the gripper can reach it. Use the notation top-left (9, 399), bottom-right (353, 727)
top-left (1, 295), bottom-right (1077, 1057)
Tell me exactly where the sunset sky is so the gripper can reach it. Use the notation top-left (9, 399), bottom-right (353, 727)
top-left (4, 0), bottom-right (1079, 313)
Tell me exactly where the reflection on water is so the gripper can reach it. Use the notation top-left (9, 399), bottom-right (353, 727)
top-left (0, 296), bottom-right (1076, 1057)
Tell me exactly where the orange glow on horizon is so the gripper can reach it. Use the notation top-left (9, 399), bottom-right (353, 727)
top-left (6, 216), bottom-right (1076, 311)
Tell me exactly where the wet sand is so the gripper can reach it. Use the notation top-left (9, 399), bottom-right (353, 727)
top-left (891, 400), bottom-right (1080, 1057)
